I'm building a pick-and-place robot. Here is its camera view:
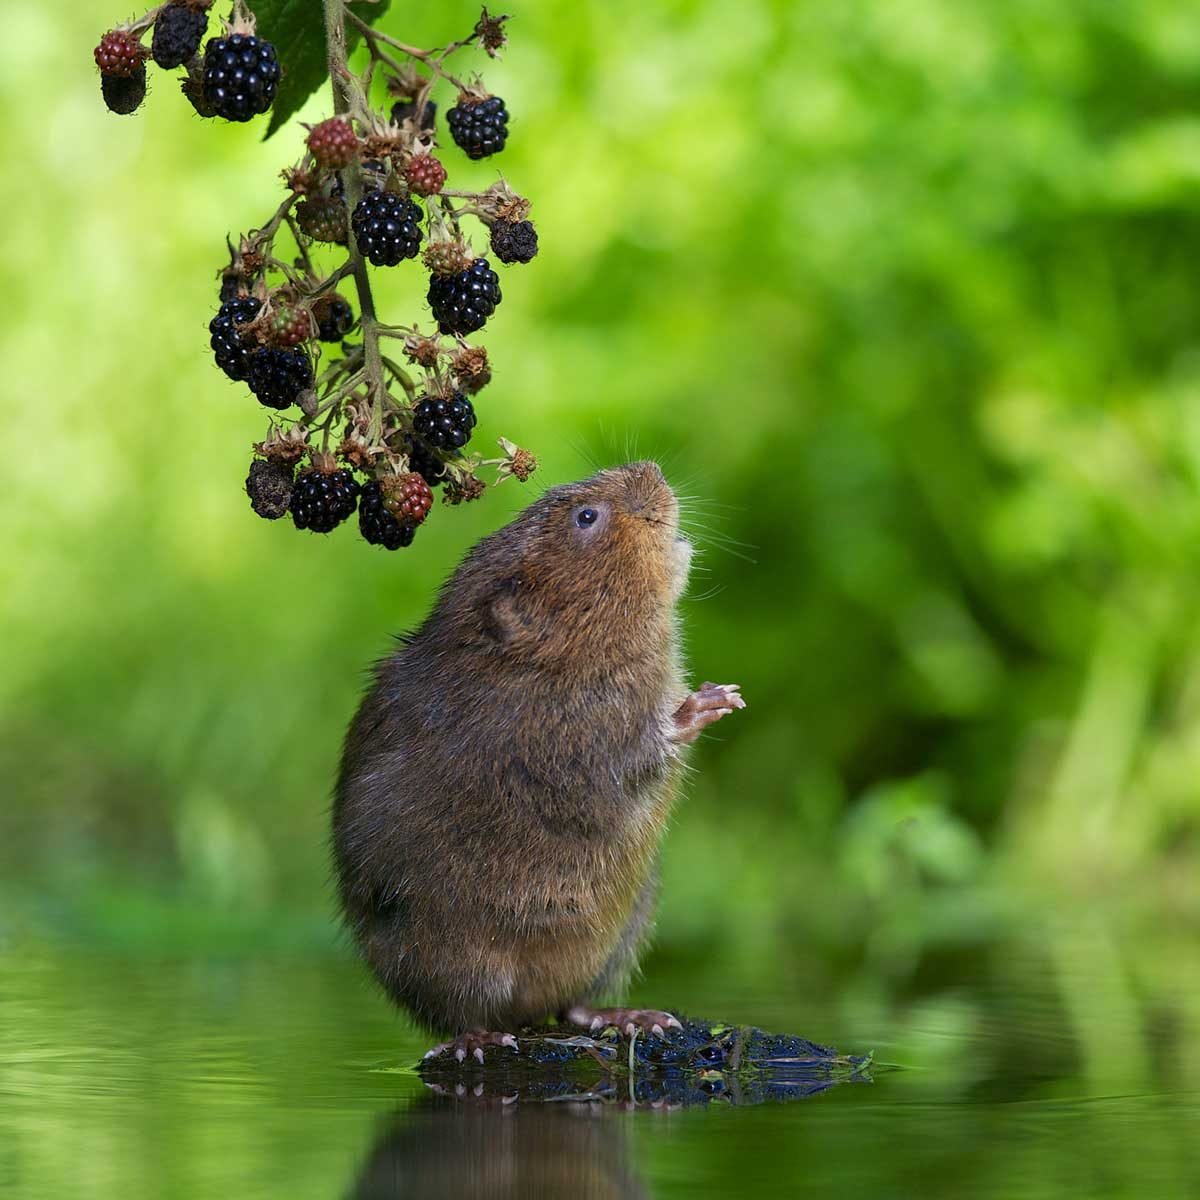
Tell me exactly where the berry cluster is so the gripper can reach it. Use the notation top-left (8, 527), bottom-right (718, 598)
top-left (94, 1), bottom-right (278, 123)
top-left (99, 2), bottom-right (539, 552)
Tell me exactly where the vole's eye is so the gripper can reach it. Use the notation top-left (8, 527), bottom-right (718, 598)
top-left (575, 507), bottom-right (598, 528)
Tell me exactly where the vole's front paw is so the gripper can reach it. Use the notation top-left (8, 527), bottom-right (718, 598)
top-left (423, 1030), bottom-right (519, 1065)
top-left (672, 682), bottom-right (746, 745)
top-left (566, 1005), bottom-right (683, 1039)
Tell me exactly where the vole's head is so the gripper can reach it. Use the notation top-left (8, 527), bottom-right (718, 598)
top-left (440, 461), bottom-right (691, 666)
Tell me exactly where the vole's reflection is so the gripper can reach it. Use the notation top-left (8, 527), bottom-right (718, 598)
top-left (346, 1094), bottom-right (648, 1200)
top-left (346, 1065), bottom-right (866, 1200)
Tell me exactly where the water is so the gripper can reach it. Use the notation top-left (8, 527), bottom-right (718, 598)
top-left (1, 916), bottom-right (1197, 1198)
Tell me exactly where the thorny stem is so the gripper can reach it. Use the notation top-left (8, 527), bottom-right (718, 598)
top-left (344, 10), bottom-right (469, 91)
top-left (323, 0), bottom-right (386, 447)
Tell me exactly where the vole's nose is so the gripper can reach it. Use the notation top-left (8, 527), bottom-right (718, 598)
top-left (620, 460), bottom-right (673, 517)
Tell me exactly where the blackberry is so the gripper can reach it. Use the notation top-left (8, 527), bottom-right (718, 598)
top-left (101, 68), bottom-right (147, 115)
top-left (413, 392), bottom-right (477, 451)
top-left (447, 94), bottom-right (508, 160)
top-left (404, 436), bottom-right (449, 487)
top-left (359, 481), bottom-right (416, 550)
top-left (307, 117), bottom-right (358, 169)
top-left (295, 195), bottom-right (348, 245)
top-left (351, 192), bottom-right (423, 267)
top-left (292, 467), bottom-right (360, 534)
top-left (95, 29), bottom-right (146, 76)
top-left (314, 295), bottom-right (353, 342)
top-left (209, 295), bottom-right (262, 381)
top-left (268, 303), bottom-right (311, 348)
top-left (201, 34), bottom-right (279, 122)
top-left (247, 347), bottom-right (312, 410)
top-left (390, 96), bottom-right (437, 131)
top-left (245, 458), bottom-right (293, 520)
top-left (180, 57), bottom-right (216, 117)
top-left (404, 154), bottom-right (446, 197)
top-left (427, 258), bottom-right (501, 335)
top-left (382, 472), bottom-right (434, 525)
top-left (151, 3), bottom-right (208, 70)
top-left (490, 219), bottom-right (539, 264)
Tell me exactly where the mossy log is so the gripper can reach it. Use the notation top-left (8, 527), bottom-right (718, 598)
top-left (417, 1016), bottom-right (872, 1108)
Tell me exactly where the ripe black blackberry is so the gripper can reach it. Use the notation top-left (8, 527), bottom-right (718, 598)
top-left (351, 192), bottom-right (423, 267)
top-left (151, 2), bottom-right (209, 70)
top-left (201, 34), bottom-right (279, 122)
top-left (447, 94), bottom-right (509, 159)
top-left (427, 258), bottom-right (501, 335)
top-left (314, 295), bottom-right (353, 342)
top-left (292, 467), bottom-right (360, 534)
top-left (247, 347), bottom-right (312, 410)
top-left (413, 392), bottom-right (477, 451)
top-left (490, 219), bottom-right (539, 264)
top-left (209, 295), bottom-right (262, 381)
top-left (403, 435), bottom-right (449, 487)
top-left (245, 458), bottom-right (293, 520)
top-left (390, 96), bottom-right (437, 131)
top-left (359, 481), bottom-right (417, 550)
top-left (101, 69), bottom-right (147, 116)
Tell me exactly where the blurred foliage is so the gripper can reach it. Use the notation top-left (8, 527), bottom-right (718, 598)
top-left (2, 0), bottom-right (1200, 1001)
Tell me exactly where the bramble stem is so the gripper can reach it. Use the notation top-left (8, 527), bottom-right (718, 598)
top-left (323, 0), bottom-right (386, 446)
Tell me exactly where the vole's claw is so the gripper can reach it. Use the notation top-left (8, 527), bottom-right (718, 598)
top-left (672, 682), bottom-right (747, 744)
top-left (568, 1006), bottom-right (681, 1038)
top-left (422, 1029), bottom-right (521, 1067)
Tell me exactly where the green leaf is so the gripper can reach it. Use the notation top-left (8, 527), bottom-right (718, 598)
top-left (253, 0), bottom-right (392, 139)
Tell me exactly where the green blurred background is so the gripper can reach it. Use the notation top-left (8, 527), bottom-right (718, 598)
top-left (4, 0), bottom-right (1200, 1000)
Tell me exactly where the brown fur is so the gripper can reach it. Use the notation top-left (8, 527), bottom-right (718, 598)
top-left (333, 461), bottom-right (692, 1034)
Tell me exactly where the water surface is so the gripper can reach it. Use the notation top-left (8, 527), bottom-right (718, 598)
top-left (1, 918), bottom-right (1196, 1198)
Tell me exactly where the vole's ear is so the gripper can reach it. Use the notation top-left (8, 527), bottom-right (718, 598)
top-left (480, 574), bottom-right (531, 646)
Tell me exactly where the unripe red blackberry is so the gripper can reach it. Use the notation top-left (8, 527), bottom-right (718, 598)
top-left (427, 258), bottom-right (502, 335)
top-left (382, 472), bottom-right (434, 525)
top-left (489, 219), bottom-right (539, 264)
top-left (390, 96), bottom-right (437, 131)
top-left (413, 391), bottom-right (477, 451)
top-left (151, 2), bottom-right (209, 70)
top-left (95, 29), bottom-right (147, 77)
top-left (268, 303), bottom-right (312, 348)
top-left (359, 481), bottom-right (416, 550)
top-left (245, 458), bottom-right (293, 520)
top-left (313, 294), bottom-right (353, 342)
top-left (247, 348), bottom-right (312, 410)
top-left (202, 34), bottom-right (279, 122)
top-left (292, 466), bottom-right (360, 534)
top-left (295, 195), bottom-right (348, 245)
top-left (404, 154), bottom-right (446, 197)
top-left (447, 93), bottom-right (508, 159)
top-left (209, 295), bottom-right (262, 381)
top-left (307, 117), bottom-right (358, 169)
top-left (351, 192), bottom-right (423, 267)
top-left (101, 69), bottom-right (147, 116)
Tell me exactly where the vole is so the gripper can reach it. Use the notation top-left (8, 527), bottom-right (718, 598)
top-left (333, 461), bottom-right (745, 1061)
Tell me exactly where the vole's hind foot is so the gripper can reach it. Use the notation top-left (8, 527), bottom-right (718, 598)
top-left (423, 1030), bottom-right (519, 1065)
top-left (566, 1005), bottom-right (683, 1039)
top-left (672, 682), bottom-right (746, 745)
